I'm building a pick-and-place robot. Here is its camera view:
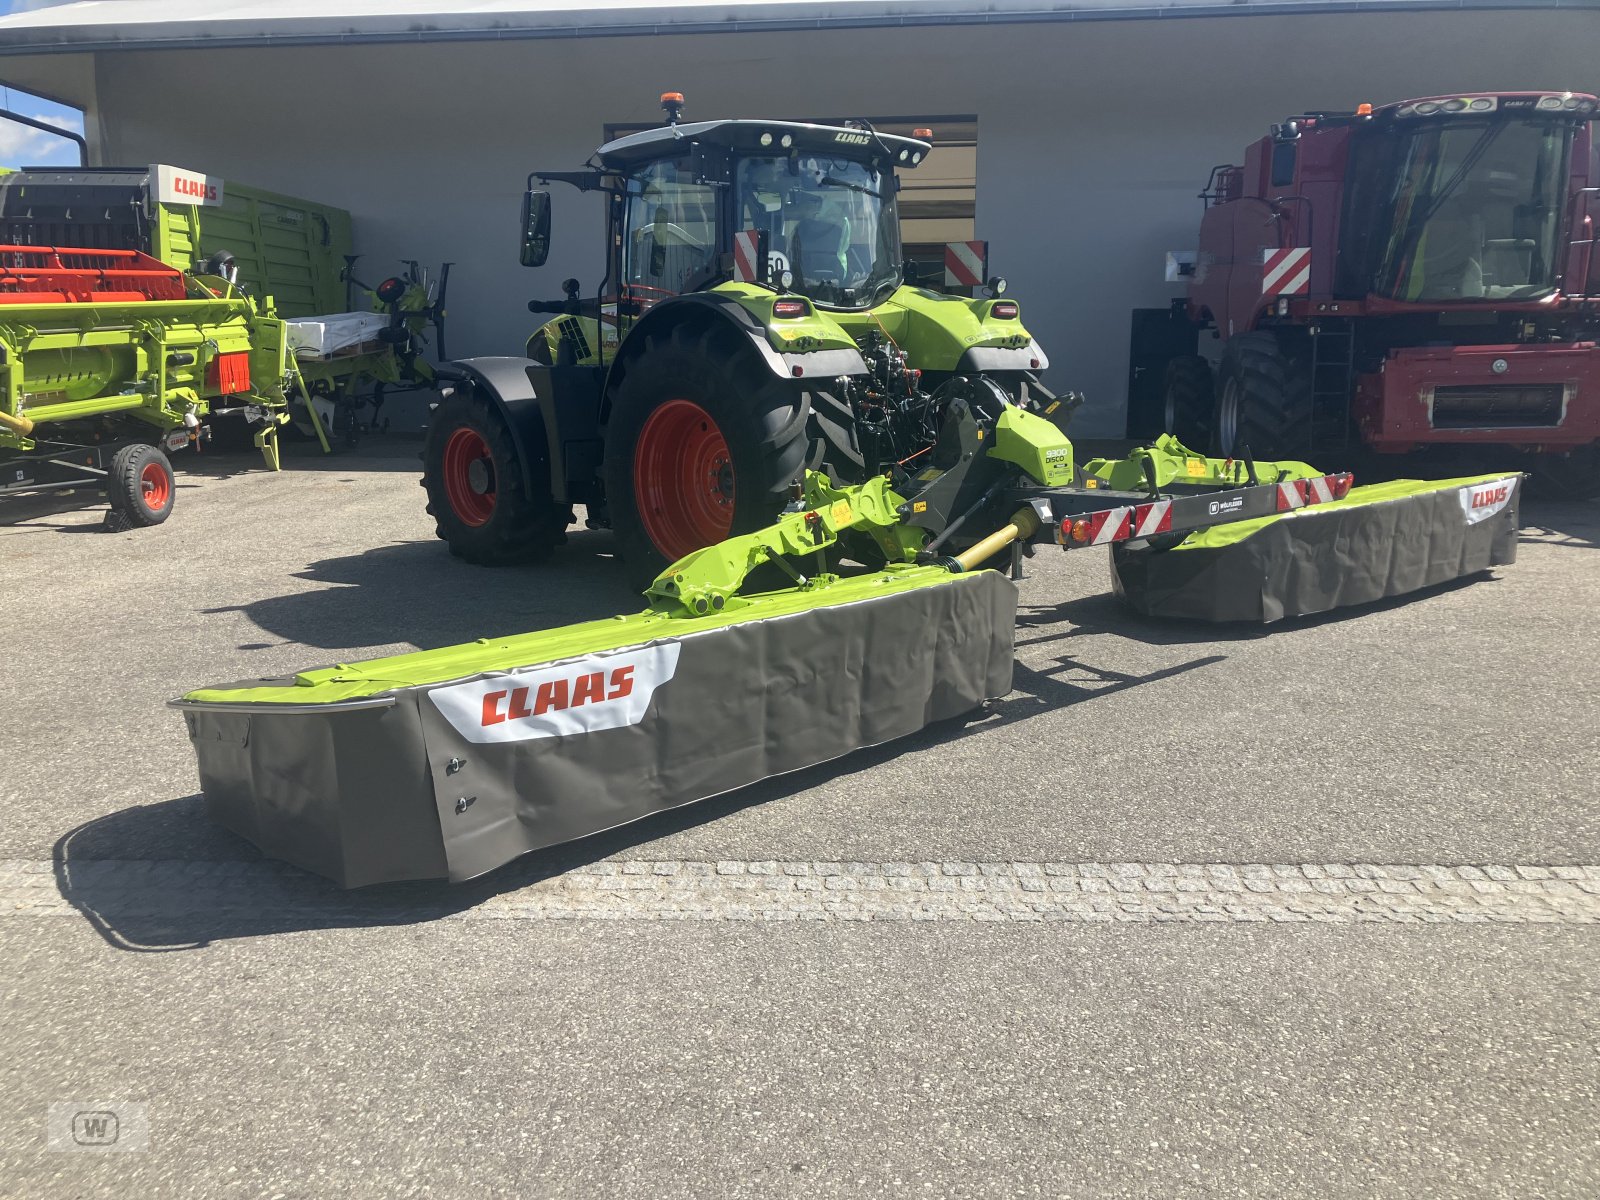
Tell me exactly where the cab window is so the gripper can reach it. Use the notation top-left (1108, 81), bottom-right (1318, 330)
top-left (622, 159), bottom-right (718, 303)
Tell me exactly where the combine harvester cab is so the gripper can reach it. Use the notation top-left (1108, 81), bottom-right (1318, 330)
top-left (174, 415), bottom-right (1522, 887)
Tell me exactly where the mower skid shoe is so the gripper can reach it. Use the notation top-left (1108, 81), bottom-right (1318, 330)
top-left (1111, 473), bottom-right (1521, 623)
top-left (176, 569), bottom-right (1016, 887)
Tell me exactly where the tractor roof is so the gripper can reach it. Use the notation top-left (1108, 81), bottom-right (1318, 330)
top-left (596, 120), bottom-right (932, 169)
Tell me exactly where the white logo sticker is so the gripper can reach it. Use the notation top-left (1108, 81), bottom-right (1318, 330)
top-left (1458, 477), bottom-right (1516, 525)
top-left (429, 643), bottom-right (680, 744)
top-left (150, 163), bottom-right (224, 207)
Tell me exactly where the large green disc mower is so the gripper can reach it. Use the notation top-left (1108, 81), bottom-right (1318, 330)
top-left (177, 412), bottom-right (1521, 886)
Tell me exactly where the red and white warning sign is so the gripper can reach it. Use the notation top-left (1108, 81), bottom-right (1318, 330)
top-left (429, 643), bottom-right (681, 744)
top-left (944, 241), bottom-right (988, 288)
top-left (1261, 247), bottom-right (1310, 298)
top-left (1132, 499), bottom-right (1173, 538)
top-left (1458, 476), bottom-right (1517, 525)
top-left (733, 229), bottom-right (762, 283)
top-left (1275, 474), bottom-right (1350, 512)
top-left (150, 163), bottom-right (224, 207)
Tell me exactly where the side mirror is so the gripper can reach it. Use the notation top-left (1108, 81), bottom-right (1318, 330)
top-left (520, 189), bottom-right (552, 267)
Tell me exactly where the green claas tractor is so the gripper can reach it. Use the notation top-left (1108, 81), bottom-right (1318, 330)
top-left (421, 95), bottom-right (1054, 579)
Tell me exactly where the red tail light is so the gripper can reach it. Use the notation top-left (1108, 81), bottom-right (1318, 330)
top-left (773, 299), bottom-right (809, 318)
top-left (1328, 473), bottom-right (1353, 499)
top-left (990, 301), bottom-right (1019, 319)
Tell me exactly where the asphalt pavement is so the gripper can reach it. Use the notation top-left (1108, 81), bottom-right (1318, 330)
top-left (2, 438), bottom-right (1596, 1198)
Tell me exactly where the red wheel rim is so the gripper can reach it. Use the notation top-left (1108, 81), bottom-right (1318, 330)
top-left (140, 460), bottom-right (170, 511)
top-left (634, 398), bottom-right (734, 560)
top-left (441, 427), bottom-right (496, 527)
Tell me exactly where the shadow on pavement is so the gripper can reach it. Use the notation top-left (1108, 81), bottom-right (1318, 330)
top-left (202, 528), bottom-right (640, 652)
top-left (1014, 571), bottom-right (1495, 650)
top-left (53, 646), bottom-right (1224, 952)
top-left (1519, 497), bottom-right (1600, 549)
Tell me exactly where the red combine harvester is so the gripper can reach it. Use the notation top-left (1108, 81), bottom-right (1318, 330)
top-left (1128, 91), bottom-right (1600, 495)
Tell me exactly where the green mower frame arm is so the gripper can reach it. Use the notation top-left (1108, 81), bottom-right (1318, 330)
top-left (646, 474), bottom-right (917, 616)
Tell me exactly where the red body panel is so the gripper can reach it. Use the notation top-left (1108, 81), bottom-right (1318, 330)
top-left (206, 351), bottom-right (252, 396)
top-left (1188, 92), bottom-right (1600, 452)
top-left (1355, 342), bottom-right (1600, 452)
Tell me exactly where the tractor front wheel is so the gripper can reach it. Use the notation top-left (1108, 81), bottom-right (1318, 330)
top-left (421, 388), bottom-right (570, 565)
top-left (1214, 331), bottom-right (1311, 460)
top-left (106, 443), bottom-right (176, 528)
top-left (604, 325), bottom-right (809, 583)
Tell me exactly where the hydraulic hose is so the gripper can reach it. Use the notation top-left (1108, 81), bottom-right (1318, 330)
top-left (0, 410), bottom-right (35, 436)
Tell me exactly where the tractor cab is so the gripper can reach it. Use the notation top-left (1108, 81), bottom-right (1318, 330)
top-left (522, 100), bottom-right (930, 314)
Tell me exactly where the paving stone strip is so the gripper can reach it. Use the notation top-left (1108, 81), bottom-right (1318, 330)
top-left (4, 860), bottom-right (1600, 924)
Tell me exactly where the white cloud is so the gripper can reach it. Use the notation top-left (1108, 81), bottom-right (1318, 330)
top-left (0, 114), bottom-right (81, 166)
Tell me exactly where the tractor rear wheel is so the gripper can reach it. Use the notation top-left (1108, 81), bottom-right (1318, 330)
top-left (421, 388), bottom-right (571, 565)
top-left (1214, 331), bottom-right (1311, 460)
top-left (604, 325), bottom-right (809, 583)
top-left (1161, 355), bottom-right (1214, 450)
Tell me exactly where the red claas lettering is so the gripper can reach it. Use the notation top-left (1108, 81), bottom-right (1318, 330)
top-left (571, 671), bottom-right (605, 706)
top-left (481, 690), bottom-right (508, 726)
top-left (533, 678), bottom-right (569, 715)
top-left (1472, 485), bottom-right (1508, 508)
top-left (609, 665), bottom-right (634, 698)
top-left (481, 662), bottom-right (642, 726)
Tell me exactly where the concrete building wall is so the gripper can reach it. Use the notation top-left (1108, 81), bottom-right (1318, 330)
top-left (29, 11), bottom-right (1599, 433)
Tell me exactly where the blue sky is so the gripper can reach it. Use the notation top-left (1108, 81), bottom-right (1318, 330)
top-left (0, 0), bottom-right (87, 164)
top-left (0, 84), bottom-right (85, 167)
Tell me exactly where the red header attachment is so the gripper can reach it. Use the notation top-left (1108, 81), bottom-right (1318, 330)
top-left (0, 245), bottom-right (185, 305)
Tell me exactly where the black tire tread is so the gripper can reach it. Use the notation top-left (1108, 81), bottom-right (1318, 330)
top-left (421, 388), bottom-right (570, 566)
top-left (603, 322), bottom-right (810, 582)
top-left (1161, 355), bottom-right (1214, 450)
top-left (1218, 331), bottom-right (1311, 460)
top-left (106, 443), bottom-right (174, 528)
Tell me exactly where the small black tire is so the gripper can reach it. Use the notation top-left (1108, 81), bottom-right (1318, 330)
top-left (1161, 356), bottom-right (1214, 450)
top-left (106, 443), bottom-right (175, 527)
top-left (1214, 331), bottom-right (1311, 460)
top-left (421, 387), bottom-right (571, 565)
top-left (603, 323), bottom-right (809, 584)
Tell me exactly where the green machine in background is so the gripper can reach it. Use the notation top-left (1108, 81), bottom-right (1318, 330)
top-left (0, 164), bottom-right (450, 522)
